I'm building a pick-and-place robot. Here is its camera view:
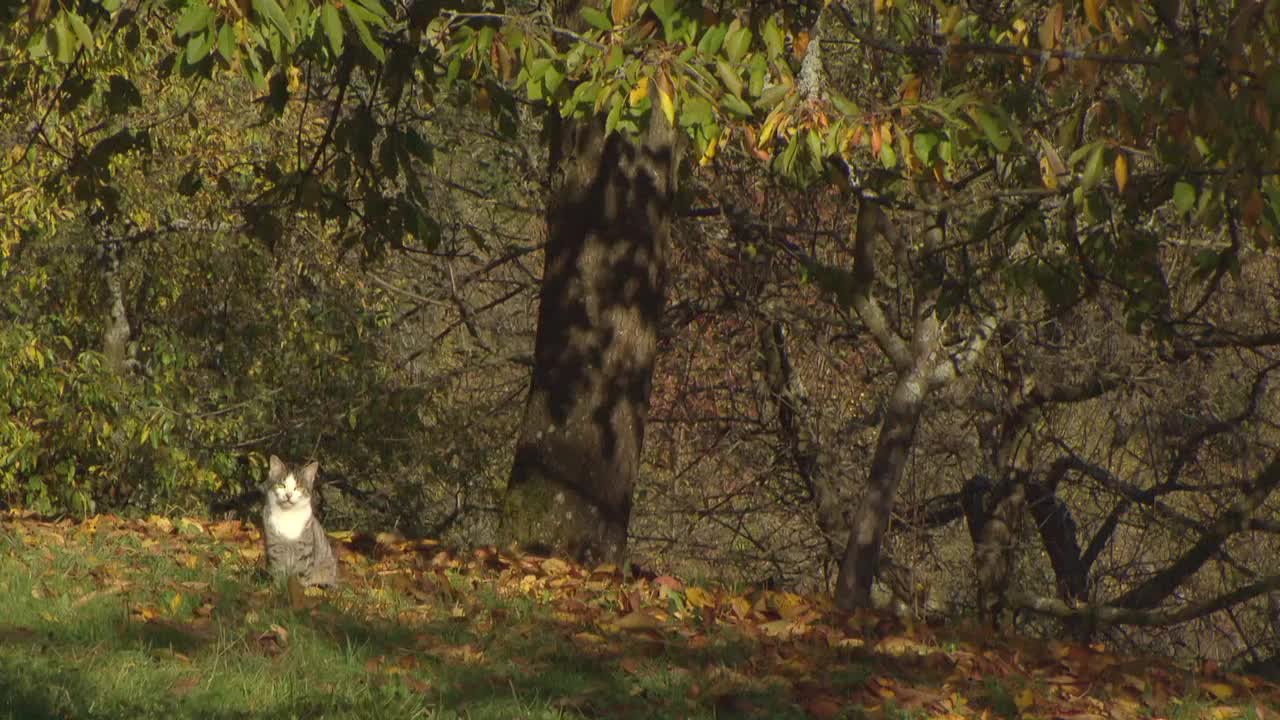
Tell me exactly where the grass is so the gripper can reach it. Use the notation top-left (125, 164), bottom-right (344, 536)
top-left (0, 511), bottom-right (1277, 720)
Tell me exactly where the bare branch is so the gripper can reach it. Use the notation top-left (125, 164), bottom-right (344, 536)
top-left (1116, 455), bottom-right (1280, 609)
top-left (1011, 573), bottom-right (1280, 627)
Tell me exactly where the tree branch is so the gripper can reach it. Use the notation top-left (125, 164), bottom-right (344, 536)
top-left (1116, 454), bottom-right (1280, 609)
top-left (1011, 573), bottom-right (1280, 627)
top-left (850, 198), bottom-right (913, 370)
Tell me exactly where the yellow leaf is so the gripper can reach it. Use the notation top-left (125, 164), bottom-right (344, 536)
top-left (758, 109), bottom-right (783, 148)
top-left (657, 84), bottom-right (675, 127)
top-left (773, 592), bottom-right (808, 619)
top-left (168, 593), bottom-right (184, 615)
top-left (1202, 682), bottom-right (1235, 700)
top-left (572, 631), bottom-right (606, 646)
top-left (941, 5), bottom-right (962, 34)
top-left (611, 0), bottom-right (635, 25)
top-left (1114, 151), bottom-right (1128, 193)
top-left (685, 586), bottom-right (714, 608)
top-left (628, 76), bottom-right (649, 106)
top-left (1084, 0), bottom-right (1103, 30)
top-left (1040, 156), bottom-right (1059, 189)
top-left (1014, 687), bottom-right (1034, 711)
top-left (540, 557), bottom-right (570, 575)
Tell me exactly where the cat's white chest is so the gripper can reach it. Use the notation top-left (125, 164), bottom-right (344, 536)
top-left (266, 501), bottom-right (312, 540)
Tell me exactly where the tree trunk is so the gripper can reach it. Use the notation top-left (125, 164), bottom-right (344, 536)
top-left (100, 240), bottom-right (133, 376)
top-left (833, 359), bottom-right (930, 609)
top-left (831, 200), bottom-right (997, 611)
top-left (501, 112), bottom-right (676, 566)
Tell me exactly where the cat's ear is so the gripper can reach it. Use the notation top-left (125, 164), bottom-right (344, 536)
top-left (299, 461), bottom-right (320, 489)
top-left (268, 455), bottom-right (287, 482)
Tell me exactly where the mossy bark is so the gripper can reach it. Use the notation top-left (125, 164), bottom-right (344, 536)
top-left (501, 111), bottom-right (676, 566)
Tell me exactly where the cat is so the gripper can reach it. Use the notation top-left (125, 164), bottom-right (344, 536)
top-left (262, 455), bottom-right (339, 587)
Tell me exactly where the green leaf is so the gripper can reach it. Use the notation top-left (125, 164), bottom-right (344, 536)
top-left (185, 30), bottom-right (213, 64)
top-left (67, 11), bottom-right (93, 51)
top-left (320, 3), bottom-right (343, 56)
top-left (1081, 144), bottom-right (1105, 190)
top-left (345, 4), bottom-right (384, 61)
top-left (649, 0), bottom-right (676, 21)
top-left (721, 93), bottom-right (752, 117)
top-left (748, 54), bottom-right (767, 97)
top-left (605, 44), bottom-right (623, 72)
top-left (543, 65), bottom-right (565, 95)
top-left (714, 57), bottom-right (743, 99)
top-left (697, 23), bottom-right (727, 56)
top-left (581, 6), bottom-right (611, 30)
top-left (912, 131), bottom-right (939, 165)
top-left (252, 0), bottom-right (293, 42)
top-left (828, 89), bottom-right (858, 116)
top-left (723, 24), bottom-right (751, 64)
top-left (762, 17), bottom-right (783, 61)
top-left (477, 25), bottom-right (495, 55)
top-left (606, 96), bottom-right (622, 135)
top-left (879, 141), bottom-right (897, 169)
top-left (680, 96), bottom-right (713, 128)
top-left (175, 0), bottom-right (212, 37)
top-left (52, 15), bottom-right (75, 63)
top-left (1173, 181), bottom-right (1196, 214)
top-left (754, 83), bottom-right (788, 111)
top-left (217, 23), bottom-right (237, 60)
top-left (348, 0), bottom-right (390, 23)
top-left (970, 107), bottom-right (1011, 152)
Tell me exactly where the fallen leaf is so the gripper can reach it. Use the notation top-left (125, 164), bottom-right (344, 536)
top-left (653, 575), bottom-right (683, 591)
top-left (685, 586), bottom-right (714, 609)
top-left (541, 557), bottom-right (571, 575)
top-left (613, 610), bottom-right (664, 632)
top-left (1202, 681), bottom-right (1234, 700)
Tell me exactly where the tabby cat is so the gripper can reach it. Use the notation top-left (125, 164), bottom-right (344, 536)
top-left (262, 455), bottom-right (338, 587)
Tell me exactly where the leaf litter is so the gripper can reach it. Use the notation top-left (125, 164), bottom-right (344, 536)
top-left (2, 509), bottom-right (1279, 718)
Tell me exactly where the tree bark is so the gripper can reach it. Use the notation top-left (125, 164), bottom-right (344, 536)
top-left (834, 359), bottom-right (930, 609)
top-left (833, 199), bottom-right (997, 610)
top-left (501, 112), bottom-right (676, 566)
top-left (100, 240), bottom-right (133, 376)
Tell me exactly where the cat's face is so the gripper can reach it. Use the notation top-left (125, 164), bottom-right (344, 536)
top-left (266, 456), bottom-right (318, 510)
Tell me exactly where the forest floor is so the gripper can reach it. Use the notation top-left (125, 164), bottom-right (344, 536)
top-left (0, 510), bottom-right (1276, 720)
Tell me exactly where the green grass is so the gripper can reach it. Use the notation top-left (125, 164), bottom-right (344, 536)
top-left (1, 513), bottom-right (1277, 720)
top-left (0, 517), bottom-right (822, 719)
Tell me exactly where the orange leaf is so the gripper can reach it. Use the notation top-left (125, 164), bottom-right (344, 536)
top-left (1114, 152), bottom-right (1128, 193)
top-left (793, 31), bottom-right (810, 60)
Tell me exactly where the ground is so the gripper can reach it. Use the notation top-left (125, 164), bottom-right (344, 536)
top-left (0, 510), bottom-right (1276, 719)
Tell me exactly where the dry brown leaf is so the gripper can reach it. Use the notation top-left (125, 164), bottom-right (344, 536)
top-left (613, 609), bottom-right (664, 632)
